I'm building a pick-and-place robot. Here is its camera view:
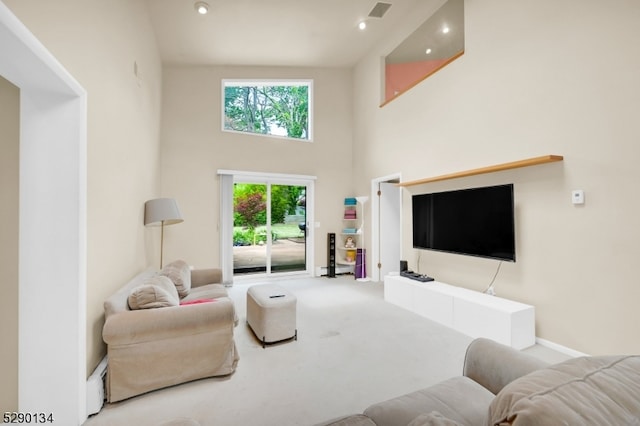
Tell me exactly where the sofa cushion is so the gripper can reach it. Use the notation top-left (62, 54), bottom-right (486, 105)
top-left (316, 414), bottom-right (377, 426)
top-left (363, 376), bottom-right (493, 426)
top-left (462, 337), bottom-right (549, 396)
top-left (127, 284), bottom-right (179, 310)
top-left (161, 259), bottom-right (191, 298)
top-left (183, 283), bottom-right (228, 301)
top-left (489, 355), bottom-right (640, 425)
top-left (408, 412), bottom-right (463, 426)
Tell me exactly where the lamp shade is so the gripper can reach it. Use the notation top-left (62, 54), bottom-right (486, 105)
top-left (144, 198), bottom-right (184, 226)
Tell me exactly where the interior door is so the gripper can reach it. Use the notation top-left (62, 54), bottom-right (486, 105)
top-left (378, 182), bottom-right (401, 279)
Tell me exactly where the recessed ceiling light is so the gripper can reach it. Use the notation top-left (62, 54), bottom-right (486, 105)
top-left (358, 21), bottom-right (367, 30)
top-left (194, 1), bottom-right (209, 15)
top-left (425, 48), bottom-right (432, 55)
top-left (442, 25), bottom-right (450, 34)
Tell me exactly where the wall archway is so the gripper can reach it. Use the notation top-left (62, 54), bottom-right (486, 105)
top-left (0, 3), bottom-right (87, 424)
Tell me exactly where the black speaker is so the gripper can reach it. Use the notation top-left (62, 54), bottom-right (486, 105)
top-left (400, 260), bottom-right (408, 273)
top-left (327, 233), bottom-right (336, 278)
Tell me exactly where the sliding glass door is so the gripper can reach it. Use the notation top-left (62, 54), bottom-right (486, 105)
top-left (233, 182), bottom-right (307, 276)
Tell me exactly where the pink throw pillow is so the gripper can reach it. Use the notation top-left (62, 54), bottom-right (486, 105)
top-left (180, 298), bottom-right (215, 306)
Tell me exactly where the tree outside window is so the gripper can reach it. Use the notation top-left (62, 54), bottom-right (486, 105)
top-left (223, 80), bottom-right (312, 141)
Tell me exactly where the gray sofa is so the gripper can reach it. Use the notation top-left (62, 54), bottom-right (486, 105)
top-left (103, 260), bottom-right (239, 402)
top-left (320, 338), bottom-right (640, 426)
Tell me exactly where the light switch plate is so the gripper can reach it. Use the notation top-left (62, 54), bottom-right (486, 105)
top-left (572, 190), bottom-right (585, 205)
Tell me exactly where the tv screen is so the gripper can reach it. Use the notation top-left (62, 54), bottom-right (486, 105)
top-left (412, 184), bottom-right (516, 262)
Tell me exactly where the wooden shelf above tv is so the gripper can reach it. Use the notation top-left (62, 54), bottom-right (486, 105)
top-left (397, 155), bottom-right (564, 187)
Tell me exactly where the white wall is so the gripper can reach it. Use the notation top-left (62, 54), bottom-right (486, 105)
top-left (353, 0), bottom-right (640, 355)
top-left (160, 65), bottom-right (354, 270)
top-left (0, 0), bottom-right (88, 421)
top-left (3, 0), bottom-right (163, 376)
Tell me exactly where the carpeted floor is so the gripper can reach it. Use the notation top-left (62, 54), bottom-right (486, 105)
top-left (84, 275), bottom-right (570, 426)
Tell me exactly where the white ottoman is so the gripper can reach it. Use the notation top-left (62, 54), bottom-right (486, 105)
top-left (246, 284), bottom-right (297, 348)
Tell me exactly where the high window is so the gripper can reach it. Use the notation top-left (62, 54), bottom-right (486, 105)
top-left (222, 80), bottom-right (312, 141)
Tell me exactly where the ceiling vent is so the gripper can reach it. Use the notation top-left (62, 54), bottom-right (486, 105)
top-left (368, 2), bottom-right (392, 18)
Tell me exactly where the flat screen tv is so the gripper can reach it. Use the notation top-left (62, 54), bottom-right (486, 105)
top-left (412, 183), bottom-right (516, 262)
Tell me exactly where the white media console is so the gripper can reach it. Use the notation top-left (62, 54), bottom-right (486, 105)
top-left (384, 275), bottom-right (535, 349)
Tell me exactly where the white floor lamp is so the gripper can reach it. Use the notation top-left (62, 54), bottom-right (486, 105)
top-left (356, 196), bottom-right (370, 282)
top-left (144, 198), bottom-right (184, 268)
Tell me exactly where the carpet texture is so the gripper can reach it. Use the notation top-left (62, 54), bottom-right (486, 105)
top-left (84, 275), bottom-right (568, 426)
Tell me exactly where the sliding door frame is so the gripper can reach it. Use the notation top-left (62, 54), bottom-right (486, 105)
top-left (218, 170), bottom-right (316, 284)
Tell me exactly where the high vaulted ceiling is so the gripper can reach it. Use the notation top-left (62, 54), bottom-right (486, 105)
top-left (146, 0), bottom-right (420, 67)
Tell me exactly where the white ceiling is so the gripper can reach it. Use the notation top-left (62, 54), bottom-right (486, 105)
top-left (145, 0), bottom-right (421, 67)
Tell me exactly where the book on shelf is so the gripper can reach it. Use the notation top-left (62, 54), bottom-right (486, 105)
top-left (343, 211), bottom-right (357, 219)
top-left (344, 197), bottom-right (357, 205)
top-left (343, 228), bottom-right (357, 234)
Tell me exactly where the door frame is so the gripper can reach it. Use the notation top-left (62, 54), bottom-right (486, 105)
top-left (370, 173), bottom-right (403, 282)
top-left (1, 3), bottom-right (88, 423)
top-left (218, 170), bottom-right (316, 283)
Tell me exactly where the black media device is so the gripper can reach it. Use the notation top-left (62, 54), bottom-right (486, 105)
top-left (327, 233), bottom-right (336, 278)
top-left (400, 260), bottom-right (408, 272)
top-left (400, 270), bottom-right (434, 282)
top-left (412, 183), bottom-right (516, 262)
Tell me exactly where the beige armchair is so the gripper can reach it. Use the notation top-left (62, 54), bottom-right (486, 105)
top-left (103, 262), bottom-right (239, 402)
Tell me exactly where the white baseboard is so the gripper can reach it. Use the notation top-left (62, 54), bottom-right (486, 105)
top-left (87, 355), bottom-right (108, 416)
top-left (536, 337), bottom-right (589, 358)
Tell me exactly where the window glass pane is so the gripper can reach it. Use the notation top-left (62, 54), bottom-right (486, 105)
top-left (223, 80), bottom-right (312, 141)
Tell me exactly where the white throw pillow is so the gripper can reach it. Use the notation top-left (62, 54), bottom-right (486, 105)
top-left (128, 284), bottom-right (179, 310)
top-left (160, 259), bottom-right (191, 298)
top-left (143, 275), bottom-right (180, 304)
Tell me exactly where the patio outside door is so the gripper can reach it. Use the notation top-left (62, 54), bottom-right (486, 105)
top-left (233, 182), bottom-right (307, 276)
